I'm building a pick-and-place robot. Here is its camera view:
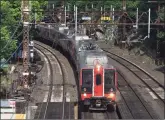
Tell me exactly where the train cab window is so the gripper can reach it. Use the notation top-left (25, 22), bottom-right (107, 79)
top-left (82, 69), bottom-right (93, 92)
top-left (96, 74), bottom-right (101, 85)
top-left (104, 69), bottom-right (115, 92)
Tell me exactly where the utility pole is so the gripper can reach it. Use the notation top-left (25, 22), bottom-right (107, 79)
top-left (74, 5), bottom-right (76, 21)
top-left (148, 8), bottom-right (151, 38)
top-left (136, 8), bottom-right (139, 30)
top-left (64, 6), bottom-right (66, 26)
top-left (112, 8), bottom-right (114, 22)
top-left (157, 2), bottom-right (160, 58)
top-left (75, 6), bottom-right (77, 37)
top-left (122, 0), bottom-right (126, 43)
top-left (21, 0), bottom-right (30, 89)
top-left (110, 5), bottom-right (112, 18)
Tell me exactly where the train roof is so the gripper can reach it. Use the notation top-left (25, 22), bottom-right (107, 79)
top-left (78, 41), bottom-right (102, 51)
top-left (79, 51), bottom-right (115, 69)
top-left (73, 35), bottom-right (92, 41)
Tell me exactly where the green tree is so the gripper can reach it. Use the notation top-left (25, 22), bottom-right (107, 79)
top-left (0, 1), bottom-right (19, 60)
top-left (0, 0), bottom-right (48, 60)
top-left (31, 0), bottom-right (48, 22)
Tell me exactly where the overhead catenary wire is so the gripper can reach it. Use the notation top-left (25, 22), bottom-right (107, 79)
top-left (0, 41), bottom-right (23, 68)
top-left (0, 25), bottom-right (32, 68)
top-left (1, 30), bottom-right (24, 52)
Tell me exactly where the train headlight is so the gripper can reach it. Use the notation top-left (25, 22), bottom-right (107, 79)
top-left (108, 92), bottom-right (115, 99)
top-left (83, 93), bottom-right (87, 97)
top-left (109, 93), bottom-right (115, 98)
top-left (96, 64), bottom-right (101, 72)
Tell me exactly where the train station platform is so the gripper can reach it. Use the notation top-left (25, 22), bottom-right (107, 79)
top-left (97, 41), bottom-right (164, 86)
top-left (1, 114), bottom-right (26, 119)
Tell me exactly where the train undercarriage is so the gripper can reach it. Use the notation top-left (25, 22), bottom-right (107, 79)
top-left (82, 97), bottom-right (116, 112)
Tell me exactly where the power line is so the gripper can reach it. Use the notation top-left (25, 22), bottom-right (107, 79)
top-left (0, 22), bottom-right (32, 67)
top-left (0, 41), bottom-right (23, 68)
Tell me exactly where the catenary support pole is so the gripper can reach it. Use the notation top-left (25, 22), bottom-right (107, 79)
top-left (148, 8), bottom-right (151, 38)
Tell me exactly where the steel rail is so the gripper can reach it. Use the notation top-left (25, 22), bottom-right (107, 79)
top-left (35, 41), bottom-right (67, 119)
top-left (103, 49), bottom-right (165, 104)
top-left (34, 45), bottom-right (54, 119)
top-left (118, 69), bottom-right (156, 119)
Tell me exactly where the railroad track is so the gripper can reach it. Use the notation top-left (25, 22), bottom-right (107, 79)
top-left (118, 69), bottom-right (161, 119)
top-left (33, 41), bottom-right (74, 119)
top-left (81, 110), bottom-right (120, 119)
top-left (81, 101), bottom-right (121, 119)
top-left (104, 49), bottom-right (164, 104)
top-left (34, 44), bottom-right (54, 119)
top-left (35, 43), bottom-right (120, 119)
top-left (104, 50), bottom-right (164, 119)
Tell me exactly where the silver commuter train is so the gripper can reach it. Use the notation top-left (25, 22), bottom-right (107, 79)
top-left (36, 24), bottom-right (118, 111)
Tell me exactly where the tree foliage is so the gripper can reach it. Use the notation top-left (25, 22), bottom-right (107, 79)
top-left (0, 1), bottom-right (48, 60)
top-left (0, 1), bottom-right (19, 60)
top-left (31, 0), bottom-right (48, 22)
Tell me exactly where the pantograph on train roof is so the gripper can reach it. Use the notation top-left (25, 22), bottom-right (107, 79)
top-left (78, 41), bottom-right (101, 51)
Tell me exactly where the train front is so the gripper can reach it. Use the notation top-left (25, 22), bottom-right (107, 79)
top-left (80, 61), bottom-right (117, 111)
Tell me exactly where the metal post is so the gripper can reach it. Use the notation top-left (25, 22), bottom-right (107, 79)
top-left (34, 11), bottom-right (36, 29)
top-left (22, 0), bottom-right (30, 88)
top-left (101, 7), bottom-right (103, 15)
top-left (68, 4), bottom-right (69, 11)
top-left (75, 6), bottom-right (77, 37)
top-left (65, 6), bottom-right (66, 26)
top-left (92, 3), bottom-right (93, 24)
top-left (110, 5), bottom-right (112, 18)
top-left (112, 8), bottom-right (114, 21)
top-left (53, 4), bottom-right (54, 9)
top-left (74, 5), bottom-right (75, 20)
top-left (67, 4), bottom-right (69, 20)
top-left (148, 8), bottom-right (151, 38)
top-left (122, 0), bottom-right (126, 43)
top-left (101, 7), bottom-right (102, 23)
top-left (157, 2), bottom-right (161, 57)
top-left (104, 6), bottom-right (105, 17)
top-left (136, 8), bottom-right (138, 30)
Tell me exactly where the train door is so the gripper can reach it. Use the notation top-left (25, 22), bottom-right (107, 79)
top-left (93, 64), bottom-right (104, 97)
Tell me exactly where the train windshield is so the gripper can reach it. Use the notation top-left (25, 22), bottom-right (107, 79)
top-left (104, 69), bottom-right (115, 93)
top-left (82, 69), bottom-right (93, 93)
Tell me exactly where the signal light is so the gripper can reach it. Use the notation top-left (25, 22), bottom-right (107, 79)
top-left (95, 64), bottom-right (101, 73)
top-left (83, 93), bottom-right (87, 97)
top-left (97, 64), bottom-right (101, 71)
top-left (109, 92), bottom-right (115, 99)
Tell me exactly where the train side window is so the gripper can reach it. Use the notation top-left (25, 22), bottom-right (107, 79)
top-left (104, 69), bottom-right (115, 85)
top-left (96, 74), bottom-right (101, 85)
top-left (104, 69), bottom-right (115, 93)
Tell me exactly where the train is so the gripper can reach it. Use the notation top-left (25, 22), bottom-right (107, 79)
top-left (36, 24), bottom-right (118, 111)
